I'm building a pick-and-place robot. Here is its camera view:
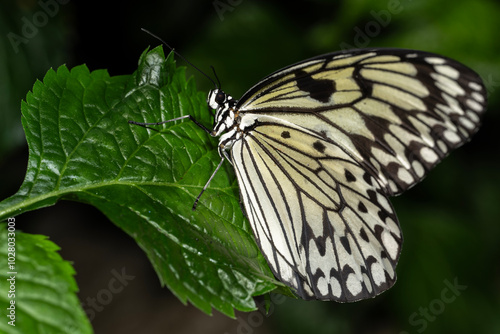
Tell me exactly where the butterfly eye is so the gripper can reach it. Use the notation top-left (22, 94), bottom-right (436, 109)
top-left (215, 91), bottom-right (226, 104)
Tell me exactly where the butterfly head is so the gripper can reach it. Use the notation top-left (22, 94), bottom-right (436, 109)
top-left (207, 89), bottom-right (238, 137)
top-left (207, 89), bottom-right (228, 110)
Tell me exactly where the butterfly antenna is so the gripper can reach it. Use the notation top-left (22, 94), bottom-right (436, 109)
top-left (141, 28), bottom-right (218, 89)
top-left (210, 65), bottom-right (222, 90)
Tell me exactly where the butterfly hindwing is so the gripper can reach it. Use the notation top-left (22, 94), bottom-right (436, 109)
top-left (232, 118), bottom-right (401, 301)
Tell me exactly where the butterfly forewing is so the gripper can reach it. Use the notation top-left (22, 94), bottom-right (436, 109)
top-left (236, 49), bottom-right (487, 196)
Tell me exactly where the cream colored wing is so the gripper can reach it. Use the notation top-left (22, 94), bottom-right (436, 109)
top-left (231, 118), bottom-right (401, 301)
top-left (237, 49), bottom-right (486, 196)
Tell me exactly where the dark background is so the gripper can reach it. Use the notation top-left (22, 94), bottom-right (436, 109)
top-left (1, 0), bottom-right (499, 333)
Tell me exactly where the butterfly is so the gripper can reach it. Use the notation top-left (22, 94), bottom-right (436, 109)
top-left (131, 46), bottom-right (487, 302)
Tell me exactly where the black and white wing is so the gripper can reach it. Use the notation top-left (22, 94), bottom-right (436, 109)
top-left (232, 120), bottom-right (401, 301)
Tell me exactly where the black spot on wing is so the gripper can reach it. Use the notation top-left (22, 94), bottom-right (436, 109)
top-left (313, 141), bottom-right (326, 153)
top-left (380, 250), bottom-right (388, 259)
top-left (359, 228), bottom-right (369, 242)
top-left (377, 209), bottom-right (389, 222)
top-left (340, 236), bottom-right (352, 254)
top-left (358, 201), bottom-right (368, 213)
top-left (281, 130), bottom-right (291, 138)
top-left (367, 189), bottom-right (378, 203)
top-left (295, 69), bottom-right (335, 103)
top-left (312, 210), bottom-right (332, 257)
top-left (345, 169), bottom-right (356, 182)
top-left (363, 172), bottom-right (373, 186)
top-left (374, 225), bottom-right (384, 243)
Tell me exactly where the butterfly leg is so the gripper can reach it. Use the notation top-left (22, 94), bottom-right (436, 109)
top-left (192, 157), bottom-right (226, 210)
top-left (128, 115), bottom-right (212, 134)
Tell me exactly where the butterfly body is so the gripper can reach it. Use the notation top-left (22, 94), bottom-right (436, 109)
top-left (203, 48), bottom-right (486, 302)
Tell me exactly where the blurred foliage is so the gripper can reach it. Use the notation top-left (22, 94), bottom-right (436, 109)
top-left (0, 1), bottom-right (68, 156)
top-left (0, 0), bottom-right (498, 333)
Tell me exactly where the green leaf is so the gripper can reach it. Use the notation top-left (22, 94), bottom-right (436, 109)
top-left (0, 46), bottom-right (282, 318)
top-left (0, 223), bottom-right (92, 334)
